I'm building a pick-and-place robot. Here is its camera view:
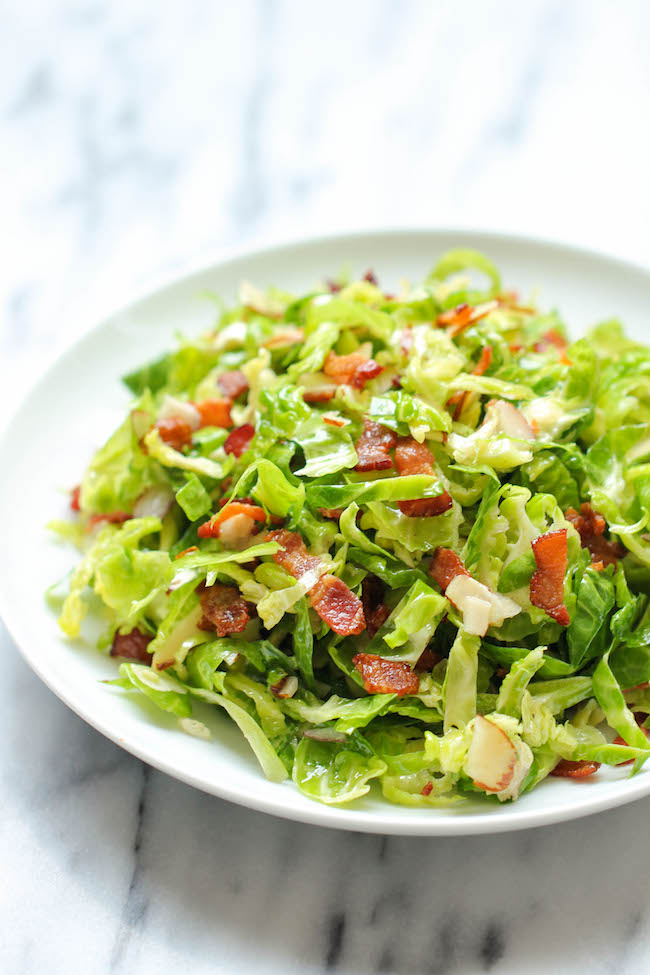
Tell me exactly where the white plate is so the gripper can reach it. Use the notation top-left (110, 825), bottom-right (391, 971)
top-left (2, 228), bottom-right (650, 836)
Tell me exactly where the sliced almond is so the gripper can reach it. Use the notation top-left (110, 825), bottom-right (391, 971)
top-left (464, 715), bottom-right (517, 793)
top-left (446, 575), bottom-right (520, 633)
top-left (461, 595), bottom-right (492, 637)
top-left (158, 394), bottom-right (201, 430)
top-left (489, 399), bottom-right (534, 440)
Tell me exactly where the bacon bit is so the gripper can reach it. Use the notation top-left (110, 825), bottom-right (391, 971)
top-left (446, 345), bottom-right (494, 421)
top-left (217, 371), bottom-right (249, 399)
top-left (267, 529), bottom-right (366, 635)
top-left (613, 725), bottom-right (650, 765)
top-left (415, 648), bottom-right (442, 672)
top-left (421, 782), bottom-right (434, 797)
top-left (436, 300), bottom-right (499, 337)
top-left (110, 628), bottom-right (152, 662)
top-left (267, 529), bottom-right (322, 577)
top-left (224, 423), bottom-right (255, 458)
top-left (198, 502), bottom-right (266, 539)
top-left (199, 584), bottom-right (251, 636)
top-left (399, 494), bottom-right (454, 518)
top-left (400, 328), bottom-right (414, 356)
top-left (194, 398), bottom-right (232, 429)
top-left (361, 575), bottom-right (391, 638)
top-left (70, 485), bottom-right (81, 512)
top-left (324, 350), bottom-right (367, 385)
top-left (323, 350), bottom-right (384, 390)
top-left (156, 416), bottom-right (194, 450)
top-left (352, 359), bottom-right (384, 389)
top-left (323, 413), bottom-right (346, 428)
top-left (429, 547), bottom-right (470, 592)
top-left (530, 529), bottom-right (570, 626)
top-left (565, 503), bottom-right (625, 568)
top-left (175, 545), bottom-right (198, 559)
top-left (88, 511), bottom-right (132, 529)
top-left (311, 574), bottom-right (366, 636)
top-left (550, 759), bottom-right (601, 778)
top-left (363, 269), bottom-right (378, 286)
top-left (355, 418), bottom-right (397, 472)
top-left (394, 436), bottom-right (453, 517)
top-left (326, 279), bottom-right (342, 293)
top-left (509, 343), bottom-right (524, 355)
top-left (392, 376), bottom-right (402, 389)
top-left (353, 653), bottom-right (419, 697)
top-left (318, 507), bottom-right (344, 520)
top-left (302, 386), bottom-right (337, 404)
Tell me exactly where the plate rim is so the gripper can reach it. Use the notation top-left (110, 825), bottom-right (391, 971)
top-left (3, 225), bottom-right (650, 836)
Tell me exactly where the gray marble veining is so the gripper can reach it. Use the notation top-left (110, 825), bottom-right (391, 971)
top-left (4, 1), bottom-right (650, 972)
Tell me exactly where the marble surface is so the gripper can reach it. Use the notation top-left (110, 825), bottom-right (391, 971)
top-left (4, 1), bottom-right (650, 972)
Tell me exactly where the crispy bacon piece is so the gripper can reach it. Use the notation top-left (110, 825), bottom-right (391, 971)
top-left (194, 398), bottom-right (232, 428)
top-left (353, 653), bottom-right (419, 697)
top-left (198, 502), bottom-right (266, 539)
top-left (565, 503), bottom-right (625, 568)
top-left (88, 510), bottom-right (132, 529)
top-left (156, 416), bottom-right (193, 450)
top-left (550, 759), bottom-right (600, 778)
top-left (199, 584), bottom-right (251, 636)
top-left (70, 485), bottom-right (81, 512)
top-left (110, 628), bottom-right (152, 662)
top-left (353, 360), bottom-right (384, 388)
top-left (217, 371), bottom-right (249, 399)
top-left (361, 575), bottom-right (391, 638)
top-left (530, 529), bottom-right (570, 626)
top-left (436, 300), bottom-right (499, 337)
top-left (267, 529), bottom-right (322, 577)
top-left (355, 418), bottom-right (397, 472)
top-left (447, 345), bottom-right (494, 421)
top-left (311, 574), bottom-right (366, 636)
top-left (224, 423), bottom-right (255, 458)
top-left (363, 269), bottom-right (378, 285)
top-left (415, 648), bottom-right (442, 672)
top-left (394, 436), bottom-right (453, 517)
top-left (421, 782), bottom-right (434, 797)
top-left (268, 529), bottom-right (366, 635)
top-left (318, 507), bottom-right (344, 520)
top-left (323, 351), bottom-right (384, 390)
top-left (302, 386), bottom-right (337, 404)
top-left (429, 547), bottom-right (469, 592)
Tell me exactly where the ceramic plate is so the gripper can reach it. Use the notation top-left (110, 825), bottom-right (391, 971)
top-left (2, 228), bottom-right (650, 835)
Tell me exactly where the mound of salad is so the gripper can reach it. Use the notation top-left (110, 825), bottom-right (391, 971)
top-left (49, 249), bottom-right (650, 808)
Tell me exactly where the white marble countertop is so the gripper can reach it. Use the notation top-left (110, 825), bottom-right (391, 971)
top-left (4, 2), bottom-right (650, 972)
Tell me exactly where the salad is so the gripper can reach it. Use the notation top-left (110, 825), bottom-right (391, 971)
top-left (50, 249), bottom-right (650, 808)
